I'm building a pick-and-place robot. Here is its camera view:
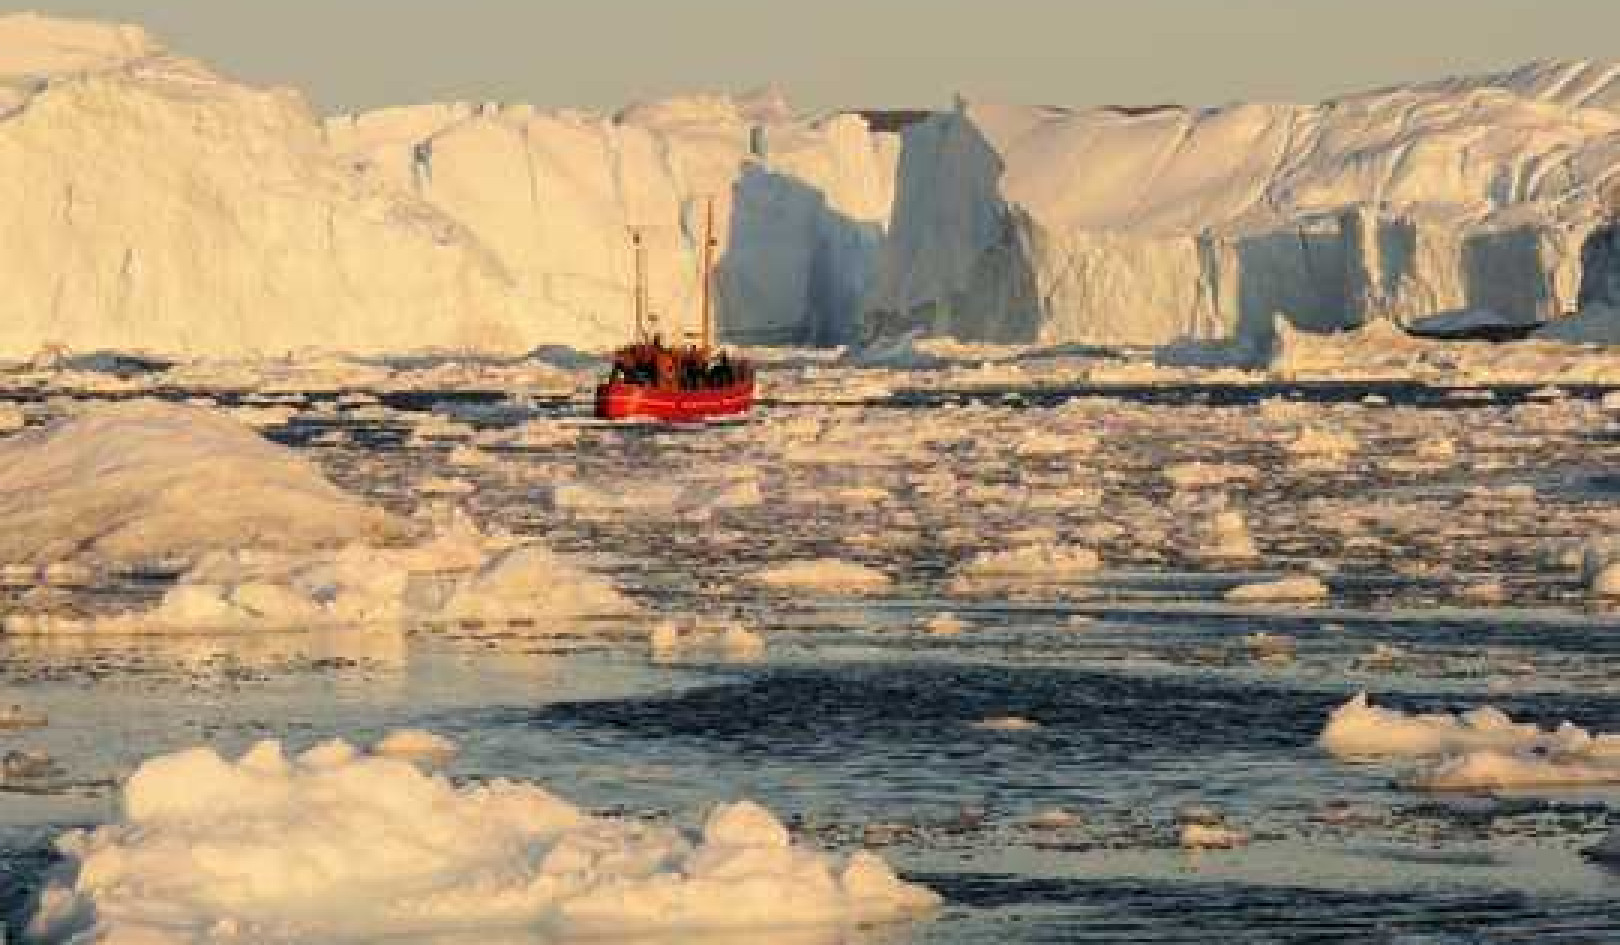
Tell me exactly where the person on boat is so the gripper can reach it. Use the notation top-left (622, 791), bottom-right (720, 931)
top-left (655, 345), bottom-right (677, 390)
top-left (684, 347), bottom-right (707, 390)
top-left (710, 351), bottom-right (734, 387)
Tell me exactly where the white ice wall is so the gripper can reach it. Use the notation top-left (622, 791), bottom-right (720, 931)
top-left (324, 94), bottom-right (899, 349)
top-left (868, 72), bottom-right (1620, 348)
top-left (0, 15), bottom-right (899, 358)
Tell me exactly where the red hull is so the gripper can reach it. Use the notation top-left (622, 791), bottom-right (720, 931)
top-left (594, 380), bottom-right (755, 422)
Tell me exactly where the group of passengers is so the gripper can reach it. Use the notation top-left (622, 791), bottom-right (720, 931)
top-left (608, 337), bottom-right (751, 391)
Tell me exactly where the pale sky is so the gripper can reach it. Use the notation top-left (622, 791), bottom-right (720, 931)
top-left (25, 0), bottom-right (1620, 114)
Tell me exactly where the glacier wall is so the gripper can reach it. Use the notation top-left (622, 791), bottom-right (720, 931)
top-left (325, 92), bottom-right (899, 349)
top-left (9, 13), bottom-right (1620, 358)
top-left (867, 75), bottom-right (1620, 349)
top-left (0, 15), bottom-right (898, 358)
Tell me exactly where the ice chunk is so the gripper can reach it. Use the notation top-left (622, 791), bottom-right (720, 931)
top-left (1180, 823), bottom-right (1248, 849)
top-left (748, 559), bottom-right (893, 592)
top-left (27, 740), bottom-right (938, 942)
top-left (971, 716), bottom-right (1042, 731)
top-left (1318, 693), bottom-right (1606, 759)
top-left (1197, 509), bottom-right (1259, 561)
top-left (7, 522), bottom-right (636, 634)
top-left (1223, 575), bottom-right (1328, 603)
top-left (1409, 748), bottom-right (1620, 791)
top-left (958, 543), bottom-right (1101, 578)
top-left (372, 729), bottom-right (458, 763)
top-left (0, 402), bottom-right (407, 567)
top-left (1287, 428), bottom-right (1358, 457)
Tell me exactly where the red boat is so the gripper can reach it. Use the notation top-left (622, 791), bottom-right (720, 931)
top-left (595, 376), bottom-right (755, 422)
top-left (594, 198), bottom-right (756, 422)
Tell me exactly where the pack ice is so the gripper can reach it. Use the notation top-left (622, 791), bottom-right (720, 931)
top-left (0, 14), bottom-right (896, 357)
top-left (0, 401), bottom-right (635, 631)
top-left (867, 63), bottom-right (1620, 350)
top-left (25, 739), bottom-right (940, 943)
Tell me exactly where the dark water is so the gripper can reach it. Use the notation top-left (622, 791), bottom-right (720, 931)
top-left (449, 640), bottom-right (1620, 944)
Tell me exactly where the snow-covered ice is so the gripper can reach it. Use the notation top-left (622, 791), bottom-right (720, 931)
top-left (0, 14), bottom-right (898, 357)
top-left (25, 739), bottom-right (939, 943)
top-left (1319, 694), bottom-right (1572, 759)
top-left (0, 402), bottom-right (405, 568)
top-left (869, 69), bottom-right (1620, 351)
top-left (1319, 694), bottom-right (1620, 790)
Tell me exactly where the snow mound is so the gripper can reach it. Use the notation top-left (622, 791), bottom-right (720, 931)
top-left (26, 739), bottom-right (939, 943)
top-left (0, 402), bottom-right (405, 566)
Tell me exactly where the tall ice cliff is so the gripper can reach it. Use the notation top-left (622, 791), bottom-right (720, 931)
top-left (0, 14), bottom-right (897, 357)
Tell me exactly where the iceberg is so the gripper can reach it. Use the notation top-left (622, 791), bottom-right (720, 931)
top-left (0, 401), bottom-right (405, 567)
top-left (867, 65), bottom-right (1620, 352)
top-left (0, 14), bottom-right (898, 357)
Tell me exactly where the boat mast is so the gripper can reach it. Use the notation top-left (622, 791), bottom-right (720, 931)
top-left (698, 196), bottom-right (717, 350)
top-left (631, 228), bottom-right (650, 342)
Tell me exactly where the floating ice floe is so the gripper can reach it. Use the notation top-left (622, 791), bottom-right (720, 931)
top-left (1014, 430), bottom-right (1099, 457)
top-left (921, 612), bottom-right (969, 635)
top-left (649, 618), bottom-right (766, 660)
top-left (1025, 807), bottom-right (1082, 829)
top-left (1223, 575), bottom-right (1329, 603)
top-left (972, 716), bottom-right (1042, 731)
top-left (957, 543), bottom-right (1102, 578)
top-left (1411, 749), bottom-right (1620, 791)
top-left (1318, 694), bottom-right (1620, 790)
top-left (1179, 823), bottom-right (1248, 850)
top-left (1164, 462), bottom-right (1260, 489)
top-left (25, 739), bottom-right (939, 943)
top-left (1286, 428), bottom-right (1358, 458)
top-left (1319, 693), bottom-right (1566, 758)
top-left (3, 747), bottom-right (60, 781)
top-left (416, 475), bottom-right (478, 496)
top-left (6, 522), bottom-right (636, 634)
top-left (552, 475), bottom-right (761, 519)
top-left (372, 728), bottom-right (459, 763)
top-left (0, 703), bottom-right (47, 728)
top-left (1581, 536), bottom-right (1620, 597)
top-left (1196, 509), bottom-right (1260, 562)
top-left (747, 559), bottom-right (893, 592)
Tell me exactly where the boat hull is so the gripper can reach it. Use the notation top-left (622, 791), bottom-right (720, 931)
top-left (594, 380), bottom-right (755, 422)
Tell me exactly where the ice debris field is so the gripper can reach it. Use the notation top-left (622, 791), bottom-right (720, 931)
top-left (2, 360), bottom-right (1620, 942)
top-left (5, 10), bottom-right (1620, 945)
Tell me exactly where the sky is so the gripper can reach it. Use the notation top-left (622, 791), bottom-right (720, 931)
top-left (25, 0), bottom-right (1620, 114)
